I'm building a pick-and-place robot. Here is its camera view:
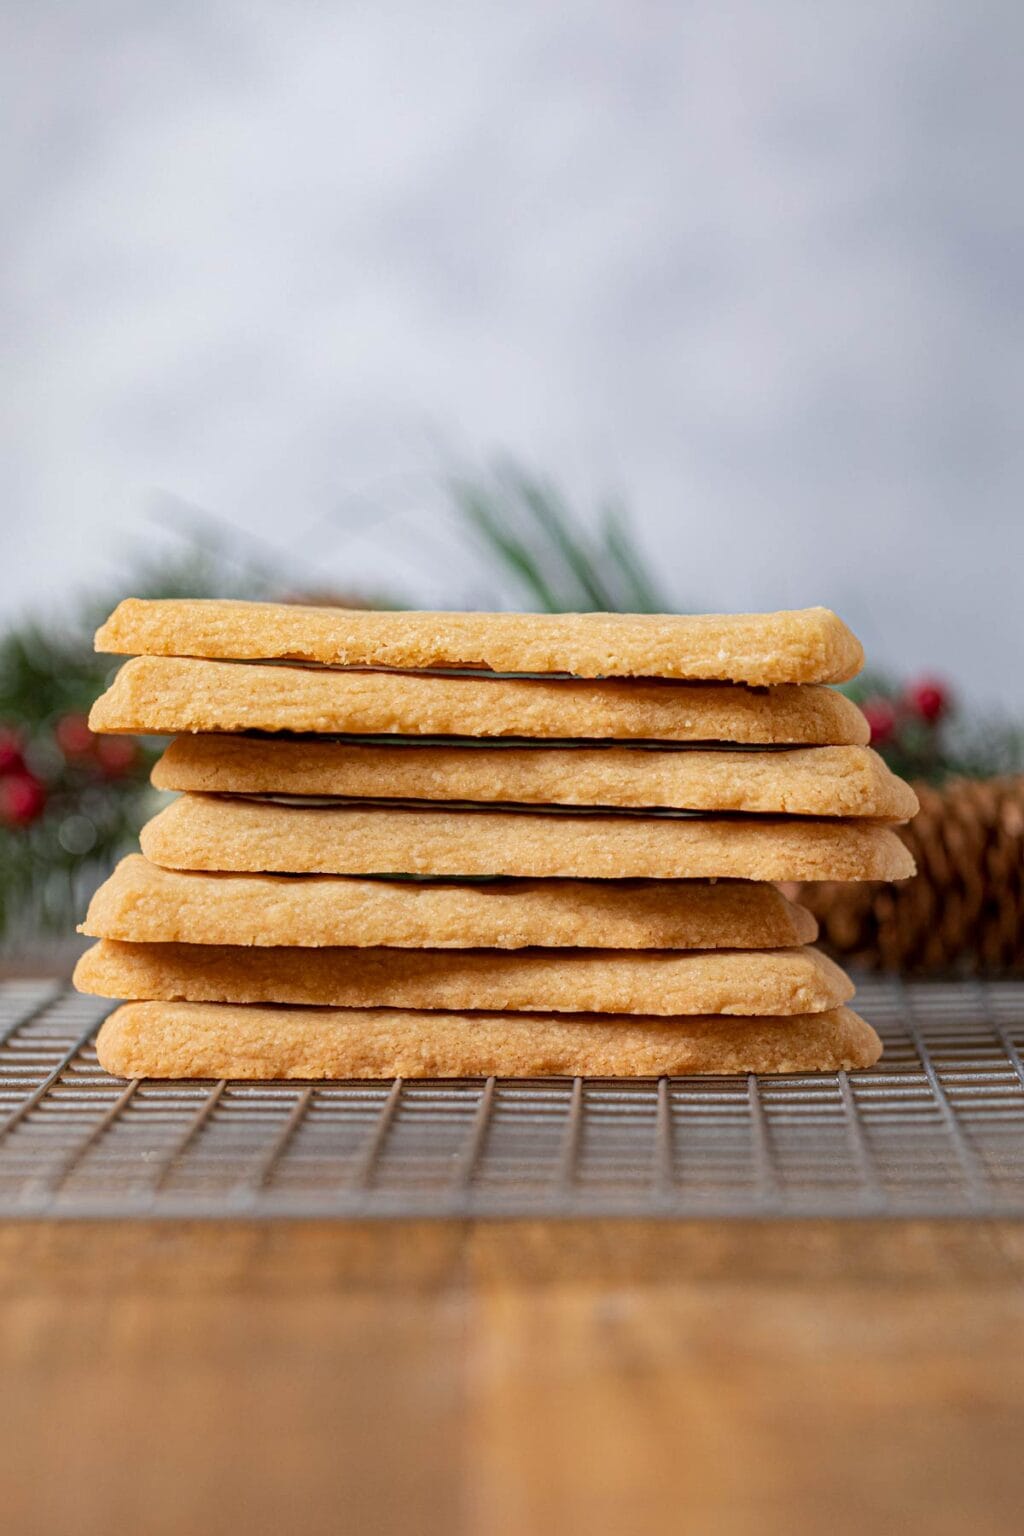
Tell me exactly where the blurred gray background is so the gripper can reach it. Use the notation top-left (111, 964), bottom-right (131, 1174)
top-left (3, 1), bottom-right (1022, 701)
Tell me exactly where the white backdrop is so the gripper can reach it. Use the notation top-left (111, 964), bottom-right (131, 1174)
top-left (3, 1), bottom-right (1022, 701)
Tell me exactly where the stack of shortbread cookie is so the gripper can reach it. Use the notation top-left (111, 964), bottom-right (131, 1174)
top-left (75, 601), bottom-right (917, 1079)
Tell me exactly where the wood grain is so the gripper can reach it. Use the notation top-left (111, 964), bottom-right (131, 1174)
top-left (1, 1220), bottom-right (1022, 1536)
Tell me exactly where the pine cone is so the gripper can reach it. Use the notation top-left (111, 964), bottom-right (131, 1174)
top-left (795, 775), bottom-right (1024, 974)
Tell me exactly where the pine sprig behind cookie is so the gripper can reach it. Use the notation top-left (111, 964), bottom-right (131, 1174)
top-left (842, 671), bottom-right (1024, 786)
top-left (452, 460), bottom-right (670, 614)
top-left (0, 547), bottom-right (272, 947)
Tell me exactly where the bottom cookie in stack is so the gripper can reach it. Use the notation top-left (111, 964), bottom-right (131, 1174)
top-left (76, 863), bottom-right (881, 1076)
top-left (93, 1002), bottom-right (880, 1079)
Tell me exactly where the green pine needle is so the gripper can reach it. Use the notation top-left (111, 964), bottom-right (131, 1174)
top-left (453, 461), bottom-right (670, 614)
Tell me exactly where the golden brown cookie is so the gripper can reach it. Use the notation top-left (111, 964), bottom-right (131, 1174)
top-left (82, 855), bottom-right (818, 950)
top-left (96, 1001), bottom-right (881, 1078)
top-left (75, 938), bottom-right (853, 1016)
top-left (153, 734), bottom-right (917, 820)
top-left (140, 795), bottom-right (916, 881)
top-left (90, 656), bottom-right (870, 745)
top-left (96, 598), bottom-right (864, 685)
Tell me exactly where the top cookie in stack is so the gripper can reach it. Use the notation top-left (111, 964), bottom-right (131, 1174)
top-left (77, 600), bottom-right (917, 1079)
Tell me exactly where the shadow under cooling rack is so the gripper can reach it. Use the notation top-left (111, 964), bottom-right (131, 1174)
top-left (1, 978), bottom-right (1023, 1220)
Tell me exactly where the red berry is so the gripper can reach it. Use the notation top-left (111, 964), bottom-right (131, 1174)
top-left (0, 726), bottom-right (24, 775)
top-left (862, 696), bottom-right (897, 745)
top-left (0, 773), bottom-right (47, 826)
top-left (906, 678), bottom-right (949, 724)
top-left (94, 735), bottom-right (137, 776)
top-left (55, 712), bottom-right (95, 756)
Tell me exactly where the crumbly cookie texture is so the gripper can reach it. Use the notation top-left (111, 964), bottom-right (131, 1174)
top-left (153, 735), bottom-right (917, 821)
top-left (96, 1002), bottom-right (881, 1079)
top-left (95, 599), bottom-right (864, 685)
top-left (75, 939), bottom-right (853, 1016)
top-left (81, 856), bottom-right (819, 951)
top-left (90, 656), bottom-right (871, 746)
top-left (140, 796), bottom-right (916, 882)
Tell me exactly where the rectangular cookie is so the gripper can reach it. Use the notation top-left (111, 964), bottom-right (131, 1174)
top-left (82, 856), bottom-right (819, 950)
top-left (89, 656), bottom-right (870, 746)
top-left (153, 735), bottom-right (917, 821)
top-left (96, 599), bottom-right (864, 685)
top-left (95, 1001), bottom-right (883, 1078)
top-left (75, 939), bottom-right (854, 1016)
top-left (140, 795), bottom-right (916, 881)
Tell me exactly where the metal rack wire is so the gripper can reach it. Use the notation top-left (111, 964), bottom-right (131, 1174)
top-left (1, 977), bottom-right (1023, 1219)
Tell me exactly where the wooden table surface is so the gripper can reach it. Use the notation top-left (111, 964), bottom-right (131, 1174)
top-left (2, 1218), bottom-right (1023, 1536)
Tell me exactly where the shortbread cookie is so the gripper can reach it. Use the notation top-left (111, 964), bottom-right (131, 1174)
top-left (90, 656), bottom-right (870, 745)
top-left (96, 1001), bottom-right (882, 1078)
top-left (153, 735), bottom-right (917, 820)
top-left (75, 939), bottom-right (853, 1015)
top-left (82, 855), bottom-right (818, 950)
top-left (140, 796), bottom-right (916, 881)
top-left (96, 599), bottom-right (864, 685)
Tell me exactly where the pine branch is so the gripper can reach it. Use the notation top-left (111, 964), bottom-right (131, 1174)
top-left (453, 462), bottom-right (670, 615)
top-left (454, 482), bottom-right (566, 612)
top-left (600, 501), bottom-right (668, 613)
top-left (495, 462), bottom-right (619, 611)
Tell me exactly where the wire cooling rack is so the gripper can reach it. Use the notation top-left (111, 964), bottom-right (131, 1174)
top-left (1, 977), bottom-right (1023, 1219)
